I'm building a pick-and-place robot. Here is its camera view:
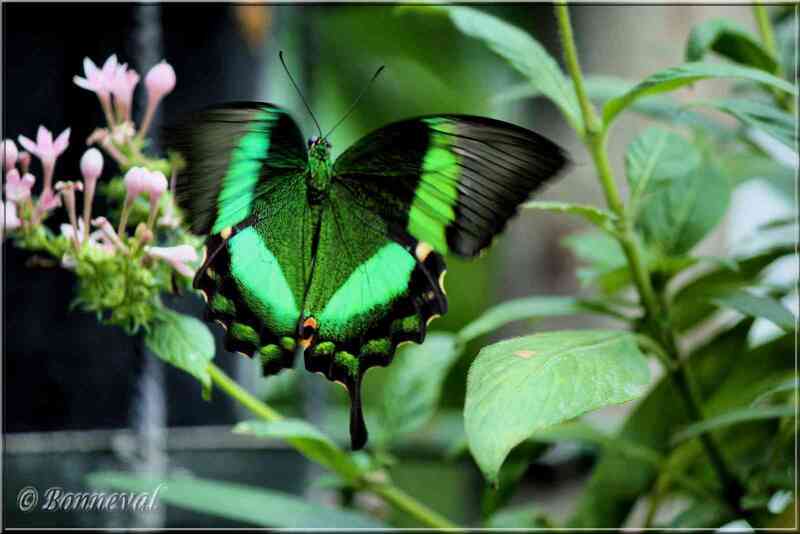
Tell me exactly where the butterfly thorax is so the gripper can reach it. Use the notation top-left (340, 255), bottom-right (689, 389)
top-left (306, 139), bottom-right (333, 203)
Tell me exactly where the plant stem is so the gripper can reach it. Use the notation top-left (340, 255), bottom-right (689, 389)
top-left (554, 3), bottom-right (747, 515)
top-left (753, 2), bottom-right (794, 112)
top-left (367, 482), bottom-right (461, 530)
top-left (206, 363), bottom-right (460, 529)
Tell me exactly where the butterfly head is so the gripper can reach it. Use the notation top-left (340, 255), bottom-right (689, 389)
top-left (308, 136), bottom-right (332, 159)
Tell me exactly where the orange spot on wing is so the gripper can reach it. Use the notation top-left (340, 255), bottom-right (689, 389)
top-left (514, 350), bottom-right (537, 359)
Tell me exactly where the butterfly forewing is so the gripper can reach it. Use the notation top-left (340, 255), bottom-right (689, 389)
top-left (333, 115), bottom-right (569, 257)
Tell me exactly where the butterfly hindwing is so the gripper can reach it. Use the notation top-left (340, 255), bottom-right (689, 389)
top-left (333, 115), bottom-right (569, 257)
top-left (301, 183), bottom-right (447, 448)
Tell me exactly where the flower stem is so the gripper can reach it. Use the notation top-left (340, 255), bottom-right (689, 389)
top-left (205, 362), bottom-right (460, 529)
top-left (554, 2), bottom-right (747, 515)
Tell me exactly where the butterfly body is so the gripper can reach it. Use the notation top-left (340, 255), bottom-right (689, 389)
top-left (169, 103), bottom-right (568, 449)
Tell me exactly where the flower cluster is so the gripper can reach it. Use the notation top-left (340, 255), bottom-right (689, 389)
top-left (2, 53), bottom-right (198, 333)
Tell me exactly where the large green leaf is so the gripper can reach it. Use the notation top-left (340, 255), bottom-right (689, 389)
top-left (671, 244), bottom-right (794, 331)
top-left (379, 333), bottom-right (462, 443)
top-left (443, 6), bottom-right (582, 130)
top-left (457, 296), bottom-right (602, 345)
top-left (603, 62), bottom-right (796, 126)
top-left (523, 200), bottom-right (618, 233)
top-left (637, 161), bottom-right (731, 256)
top-left (625, 127), bottom-right (702, 211)
top-left (145, 310), bottom-right (215, 390)
top-left (87, 472), bottom-right (385, 528)
top-left (233, 419), bottom-right (362, 480)
top-left (711, 290), bottom-right (796, 333)
top-left (686, 18), bottom-right (779, 73)
top-left (464, 330), bottom-right (649, 484)
top-left (568, 320), bottom-right (752, 528)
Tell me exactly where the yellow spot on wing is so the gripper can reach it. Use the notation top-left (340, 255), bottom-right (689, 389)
top-left (514, 350), bottom-right (537, 359)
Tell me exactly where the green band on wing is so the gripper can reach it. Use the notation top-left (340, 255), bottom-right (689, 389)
top-left (408, 118), bottom-right (460, 252)
top-left (229, 227), bottom-right (299, 331)
top-left (212, 109), bottom-right (278, 233)
top-left (319, 242), bottom-right (416, 338)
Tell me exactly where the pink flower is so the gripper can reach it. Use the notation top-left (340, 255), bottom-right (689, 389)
top-left (80, 148), bottom-right (104, 241)
top-left (93, 216), bottom-right (129, 254)
top-left (110, 64), bottom-right (140, 122)
top-left (2, 139), bottom-right (18, 171)
top-left (74, 55), bottom-right (119, 126)
top-left (18, 126), bottom-right (71, 194)
top-left (56, 181), bottom-right (83, 250)
top-left (37, 188), bottom-right (62, 211)
top-left (138, 60), bottom-right (176, 139)
top-left (146, 244), bottom-right (198, 277)
top-left (4, 169), bottom-right (35, 203)
top-left (17, 151), bottom-right (31, 174)
top-left (32, 188), bottom-right (62, 225)
top-left (145, 170), bottom-right (168, 228)
top-left (1, 200), bottom-right (22, 239)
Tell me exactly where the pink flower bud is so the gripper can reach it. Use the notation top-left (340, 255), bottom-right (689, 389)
top-left (80, 148), bottom-right (104, 184)
top-left (123, 167), bottom-right (148, 199)
top-left (2, 139), bottom-right (18, 171)
top-left (145, 61), bottom-right (176, 102)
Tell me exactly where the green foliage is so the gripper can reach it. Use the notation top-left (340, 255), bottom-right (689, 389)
top-left (233, 419), bottom-right (363, 480)
top-left (145, 310), bottom-right (215, 390)
top-left (710, 290), bottom-right (796, 332)
top-left (441, 6), bottom-right (582, 130)
top-left (686, 18), bottom-right (779, 73)
top-left (86, 471), bottom-right (385, 528)
top-left (464, 330), bottom-right (649, 484)
top-left (378, 334), bottom-right (462, 444)
top-left (602, 61), bottom-right (796, 126)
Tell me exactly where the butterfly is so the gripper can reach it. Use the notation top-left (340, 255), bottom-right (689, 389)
top-left (169, 98), bottom-right (568, 450)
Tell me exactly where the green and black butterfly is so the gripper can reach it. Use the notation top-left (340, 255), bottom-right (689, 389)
top-left (169, 82), bottom-right (567, 450)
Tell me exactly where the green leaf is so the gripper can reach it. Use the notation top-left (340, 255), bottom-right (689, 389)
top-left (688, 98), bottom-right (797, 148)
top-left (603, 62), bottom-right (797, 126)
top-left (711, 290), bottom-right (796, 332)
top-left (523, 200), bottom-right (618, 233)
top-left (458, 296), bottom-right (604, 345)
top-left (751, 376), bottom-right (799, 406)
top-left (673, 405), bottom-right (795, 444)
top-left (464, 330), bottom-right (649, 484)
top-left (686, 18), bottom-right (778, 73)
top-left (380, 333), bottom-right (462, 442)
top-left (561, 231), bottom-right (632, 294)
top-left (444, 6), bottom-right (582, 130)
top-left (86, 472), bottom-right (385, 528)
top-left (233, 419), bottom-right (361, 480)
top-left (486, 506), bottom-right (551, 528)
top-left (637, 160), bottom-right (731, 256)
top-left (625, 127), bottom-right (702, 211)
top-left (568, 320), bottom-right (752, 528)
top-left (671, 244), bottom-right (794, 330)
top-left (145, 310), bottom-right (215, 390)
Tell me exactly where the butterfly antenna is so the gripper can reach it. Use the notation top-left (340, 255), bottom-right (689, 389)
top-left (323, 65), bottom-right (385, 140)
top-left (279, 50), bottom-right (323, 138)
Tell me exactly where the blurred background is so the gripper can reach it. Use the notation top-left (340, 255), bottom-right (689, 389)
top-left (3, 3), bottom-right (795, 528)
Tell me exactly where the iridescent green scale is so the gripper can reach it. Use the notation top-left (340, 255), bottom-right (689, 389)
top-left (170, 102), bottom-right (567, 449)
